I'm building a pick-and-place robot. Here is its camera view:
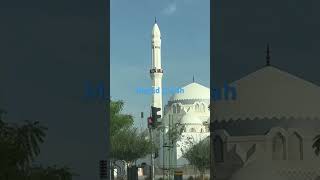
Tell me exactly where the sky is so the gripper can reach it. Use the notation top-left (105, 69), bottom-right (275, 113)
top-left (110, 0), bottom-right (210, 129)
top-left (212, 0), bottom-right (320, 87)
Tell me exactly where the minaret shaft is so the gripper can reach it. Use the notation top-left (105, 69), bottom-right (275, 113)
top-left (152, 39), bottom-right (161, 69)
top-left (150, 23), bottom-right (163, 117)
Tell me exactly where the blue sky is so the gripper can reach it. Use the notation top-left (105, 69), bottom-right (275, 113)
top-left (111, 0), bottom-right (210, 128)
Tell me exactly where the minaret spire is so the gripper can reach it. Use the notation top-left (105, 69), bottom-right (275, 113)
top-left (155, 16), bottom-right (157, 23)
top-left (266, 43), bottom-right (270, 66)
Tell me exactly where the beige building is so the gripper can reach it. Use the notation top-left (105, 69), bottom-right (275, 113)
top-left (212, 65), bottom-right (320, 180)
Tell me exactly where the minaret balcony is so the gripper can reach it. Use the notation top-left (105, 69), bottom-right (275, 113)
top-left (150, 68), bottom-right (163, 73)
top-left (152, 45), bottom-right (161, 49)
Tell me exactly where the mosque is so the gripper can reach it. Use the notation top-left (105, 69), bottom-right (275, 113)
top-left (211, 48), bottom-right (320, 179)
top-left (148, 19), bottom-right (320, 180)
top-left (148, 20), bottom-right (210, 172)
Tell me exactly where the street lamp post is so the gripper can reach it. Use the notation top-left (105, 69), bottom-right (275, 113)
top-left (149, 127), bottom-right (155, 180)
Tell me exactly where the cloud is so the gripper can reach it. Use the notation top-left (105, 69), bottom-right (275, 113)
top-left (162, 2), bottom-right (177, 15)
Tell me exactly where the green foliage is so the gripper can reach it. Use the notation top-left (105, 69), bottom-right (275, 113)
top-left (0, 119), bottom-right (47, 176)
top-left (313, 134), bottom-right (320, 156)
top-left (110, 100), bottom-right (155, 163)
top-left (0, 110), bottom-right (75, 179)
top-left (111, 127), bottom-right (154, 163)
top-left (167, 123), bottom-right (185, 143)
top-left (110, 100), bottom-right (134, 136)
top-left (183, 138), bottom-right (210, 175)
top-left (161, 116), bottom-right (185, 146)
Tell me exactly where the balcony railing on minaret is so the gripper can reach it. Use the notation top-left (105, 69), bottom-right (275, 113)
top-left (150, 68), bottom-right (163, 73)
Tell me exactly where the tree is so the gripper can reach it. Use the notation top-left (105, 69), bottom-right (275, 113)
top-left (0, 120), bottom-right (47, 174)
top-left (0, 109), bottom-right (75, 180)
top-left (167, 122), bottom-right (185, 144)
top-left (182, 138), bottom-right (210, 180)
top-left (313, 134), bottom-right (320, 156)
top-left (0, 120), bottom-right (46, 178)
top-left (110, 100), bottom-right (134, 136)
top-left (110, 100), bottom-right (155, 165)
top-left (111, 127), bottom-right (154, 165)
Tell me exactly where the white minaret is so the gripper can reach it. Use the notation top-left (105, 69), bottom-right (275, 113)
top-left (150, 19), bottom-right (163, 117)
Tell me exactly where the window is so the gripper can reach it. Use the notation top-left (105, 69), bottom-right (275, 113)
top-left (201, 103), bottom-right (206, 112)
top-left (190, 128), bottom-right (196, 133)
top-left (177, 104), bottom-right (181, 113)
top-left (195, 104), bottom-right (199, 112)
top-left (288, 132), bottom-right (303, 160)
top-left (172, 104), bottom-right (177, 113)
top-left (272, 133), bottom-right (286, 160)
top-left (214, 136), bottom-right (224, 162)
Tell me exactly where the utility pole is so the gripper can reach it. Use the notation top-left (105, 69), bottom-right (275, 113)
top-left (168, 115), bottom-right (174, 180)
top-left (149, 106), bottom-right (161, 180)
top-left (161, 127), bottom-right (165, 180)
top-left (163, 115), bottom-right (174, 180)
top-left (149, 127), bottom-right (155, 180)
top-left (168, 115), bottom-right (171, 180)
top-left (147, 116), bottom-right (155, 180)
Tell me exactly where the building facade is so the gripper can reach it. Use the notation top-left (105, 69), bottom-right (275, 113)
top-left (212, 65), bottom-right (320, 180)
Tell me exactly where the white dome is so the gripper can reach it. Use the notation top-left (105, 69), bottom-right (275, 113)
top-left (170, 82), bottom-right (210, 101)
top-left (152, 23), bottom-right (161, 37)
top-left (180, 113), bottom-right (203, 124)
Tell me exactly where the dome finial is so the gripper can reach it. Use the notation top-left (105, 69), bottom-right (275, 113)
top-left (193, 75), bottom-right (195, 82)
top-left (266, 43), bottom-right (270, 66)
top-left (155, 16), bottom-right (157, 23)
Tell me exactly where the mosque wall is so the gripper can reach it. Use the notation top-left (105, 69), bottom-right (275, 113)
top-left (213, 125), bottom-right (320, 180)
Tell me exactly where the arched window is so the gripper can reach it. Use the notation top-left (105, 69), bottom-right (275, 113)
top-left (195, 104), bottom-right (200, 112)
top-left (272, 133), bottom-right (286, 160)
top-left (177, 104), bottom-right (181, 113)
top-left (214, 136), bottom-right (224, 162)
top-left (172, 104), bottom-right (177, 113)
top-left (190, 128), bottom-right (196, 133)
top-left (201, 103), bottom-right (206, 112)
top-left (288, 132), bottom-right (303, 160)
top-left (200, 128), bottom-right (203, 133)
